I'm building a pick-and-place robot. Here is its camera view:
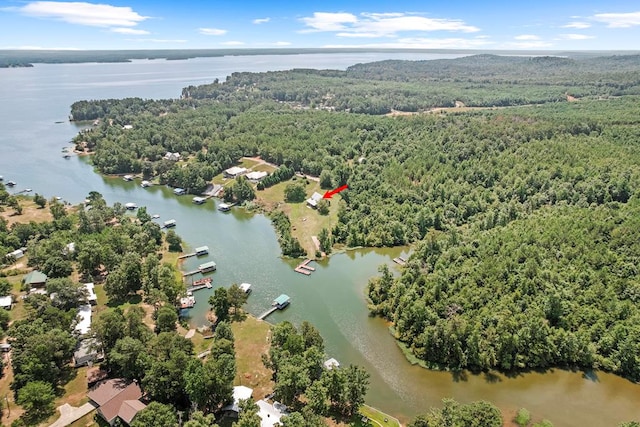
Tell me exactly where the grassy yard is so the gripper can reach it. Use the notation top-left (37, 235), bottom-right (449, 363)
top-left (230, 316), bottom-right (274, 400)
top-left (0, 198), bottom-right (53, 227)
top-left (358, 405), bottom-right (402, 427)
top-left (256, 178), bottom-right (340, 257)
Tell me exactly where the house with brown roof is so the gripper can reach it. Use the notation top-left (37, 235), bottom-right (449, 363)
top-left (87, 379), bottom-right (146, 425)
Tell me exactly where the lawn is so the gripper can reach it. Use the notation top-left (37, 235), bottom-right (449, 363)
top-left (0, 198), bottom-right (53, 227)
top-left (358, 405), bottom-right (402, 427)
top-left (230, 316), bottom-right (274, 400)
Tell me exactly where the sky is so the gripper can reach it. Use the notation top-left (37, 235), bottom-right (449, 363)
top-left (0, 0), bottom-right (639, 50)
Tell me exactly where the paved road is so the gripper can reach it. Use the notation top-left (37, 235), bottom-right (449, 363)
top-left (49, 402), bottom-right (97, 427)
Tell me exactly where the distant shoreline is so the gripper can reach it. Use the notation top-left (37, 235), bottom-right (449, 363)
top-left (2, 47), bottom-right (639, 68)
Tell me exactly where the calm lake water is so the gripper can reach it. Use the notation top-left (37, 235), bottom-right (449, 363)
top-left (0, 53), bottom-right (639, 425)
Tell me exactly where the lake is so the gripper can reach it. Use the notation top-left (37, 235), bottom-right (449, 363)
top-left (1, 52), bottom-right (639, 425)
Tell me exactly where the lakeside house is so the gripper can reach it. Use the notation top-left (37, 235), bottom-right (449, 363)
top-left (0, 295), bottom-right (12, 310)
top-left (73, 338), bottom-right (104, 367)
top-left (323, 358), bottom-right (340, 370)
top-left (23, 270), bottom-right (47, 288)
top-left (222, 385), bottom-right (254, 416)
top-left (88, 379), bottom-right (146, 426)
top-left (83, 282), bottom-right (98, 305)
top-left (163, 152), bottom-right (181, 161)
top-left (75, 304), bottom-right (93, 336)
top-left (224, 166), bottom-right (247, 178)
top-left (246, 171), bottom-right (268, 182)
top-left (306, 192), bottom-right (323, 208)
top-left (256, 400), bottom-right (288, 427)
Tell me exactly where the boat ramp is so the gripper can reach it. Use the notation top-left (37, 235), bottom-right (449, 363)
top-left (258, 294), bottom-right (290, 320)
top-left (294, 259), bottom-right (316, 276)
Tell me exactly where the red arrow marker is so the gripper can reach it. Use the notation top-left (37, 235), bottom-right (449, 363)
top-left (322, 185), bottom-right (349, 199)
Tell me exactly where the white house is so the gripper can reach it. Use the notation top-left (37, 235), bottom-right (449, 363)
top-left (222, 385), bottom-right (254, 414)
top-left (0, 295), bottom-right (12, 310)
top-left (163, 152), bottom-right (181, 161)
top-left (75, 304), bottom-right (93, 335)
top-left (306, 192), bottom-right (323, 208)
top-left (224, 166), bottom-right (247, 178)
top-left (257, 400), bottom-right (288, 427)
top-left (83, 283), bottom-right (98, 305)
top-left (246, 171), bottom-right (268, 182)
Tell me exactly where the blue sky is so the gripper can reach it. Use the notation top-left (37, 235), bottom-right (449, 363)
top-left (0, 0), bottom-right (639, 50)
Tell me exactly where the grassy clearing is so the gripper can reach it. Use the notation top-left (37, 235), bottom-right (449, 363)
top-left (358, 405), bottom-right (402, 427)
top-left (256, 178), bottom-right (339, 256)
top-left (231, 316), bottom-right (274, 400)
top-left (0, 198), bottom-right (53, 227)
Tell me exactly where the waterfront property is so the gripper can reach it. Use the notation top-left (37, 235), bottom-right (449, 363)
top-left (192, 196), bottom-right (206, 204)
top-left (173, 188), bottom-right (187, 196)
top-left (163, 219), bottom-right (176, 228)
top-left (224, 166), bottom-right (247, 178)
top-left (306, 192), bottom-right (323, 208)
top-left (88, 379), bottom-right (146, 426)
top-left (246, 170), bottom-right (268, 182)
top-left (73, 338), bottom-right (104, 367)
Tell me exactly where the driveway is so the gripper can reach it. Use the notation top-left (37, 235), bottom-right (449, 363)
top-left (49, 402), bottom-right (97, 427)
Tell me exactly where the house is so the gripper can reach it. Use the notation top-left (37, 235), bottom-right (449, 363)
top-left (83, 282), bottom-right (98, 305)
top-left (23, 270), bottom-right (47, 288)
top-left (306, 192), bottom-right (323, 208)
top-left (163, 152), bottom-right (181, 161)
top-left (246, 171), bottom-right (268, 182)
top-left (6, 249), bottom-right (24, 260)
top-left (222, 385), bottom-right (254, 415)
top-left (88, 379), bottom-right (147, 426)
top-left (0, 295), bottom-right (12, 310)
top-left (73, 338), bottom-right (104, 367)
top-left (173, 188), bottom-right (187, 196)
top-left (75, 304), bottom-right (93, 336)
top-left (257, 400), bottom-right (288, 427)
top-left (323, 358), bottom-right (340, 370)
top-left (223, 166), bottom-right (247, 178)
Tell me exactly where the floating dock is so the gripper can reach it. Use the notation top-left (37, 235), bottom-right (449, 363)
top-left (294, 259), bottom-right (315, 275)
top-left (258, 306), bottom-right (278, 320)
top-left (392, 256), bottom-right (407, 266)
top-left (163, 219), bottom-right (177, 228)
top-left (189, 282), bottom-right (213, 292)
top-left (182, 260), bottom-right (217, 277)
top-left (178, 246), bottom-right (209, 260)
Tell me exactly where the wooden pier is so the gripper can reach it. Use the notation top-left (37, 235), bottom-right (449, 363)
top-left (183, 269), bottom-right (201, 277)
top-left (392, 256), bottom-right (407, 266)
top-left (258, 306), bottom-right (278, 320)
top-left (178, 252), bottom-right (196, 260)
top-left (189, 282), bottom-right (213, 292)
top-left (294, 259), bottom-right (316, 276)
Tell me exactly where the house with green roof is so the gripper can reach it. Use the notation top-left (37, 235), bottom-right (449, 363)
top-left (23, 270), bottom-right (47, 288)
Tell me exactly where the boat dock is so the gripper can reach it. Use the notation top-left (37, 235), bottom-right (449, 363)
top-left (182, 260), bottom-right (217, 277)
top-left (178, 246), bottom-right (209, 260)
top-left (294, 259), bottom-right (316, 276)
top-left (392, 256), bottom-right (407, 266)
top-left (258, 294), bottom-right (291, 320)
top-left (189, 282), bottom-right (213, 292)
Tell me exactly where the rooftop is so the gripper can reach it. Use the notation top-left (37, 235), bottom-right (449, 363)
top-left (23, 270), bottom-right (47, 286)
top-left (88, 379), bottom-right (145, 424)
top-left (246, 171), bottom-right (268, 180)
top-left (274, 294), bottom-right (290, 306)
top-left (75, 304), bottom-right (93, 335)
top-left (257, 400), bottom-right (287, 427)
top-left (225, 166), bottom-right (247, 176)
top-left (0, 295), bottom-right (12, 308)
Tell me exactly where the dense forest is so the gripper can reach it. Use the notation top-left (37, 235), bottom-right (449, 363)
top-left (69, 54), bottom-right (640, 379)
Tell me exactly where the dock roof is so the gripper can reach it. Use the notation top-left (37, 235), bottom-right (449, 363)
top-left (195, 246), bottom-right (209, 253)
top-left (199, 261), bottom-right (217, 269)
top-left (274, 294), bottom-right (290, 306)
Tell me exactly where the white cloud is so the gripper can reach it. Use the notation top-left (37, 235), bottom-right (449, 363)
top-left (111, 27), bottom-right (149, 35)
top-left (273, 41), bottom-right (291, 46)
top-left (515, 34), bottom-right (540, 40)
top-left (300, 12), bottom-right (358, 32)
top-left (324, 36), bottom-right (493, 49)
top-left (557, 33), bottom-right (595, 40)
top-left (11, 1), bottom-right (148, 27)
top-left (220, 41), bottom-right (245, 46)
top-left (592, 11), bottom-right (640, 28)
top-left (302, 11), bottom-right (480, 37)
top-left (562, 21), bottom-right (591, 29)
top-left (253, 17), bottom-right (270, 24)
top-left (199, 27), bottom-right (227, 36)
